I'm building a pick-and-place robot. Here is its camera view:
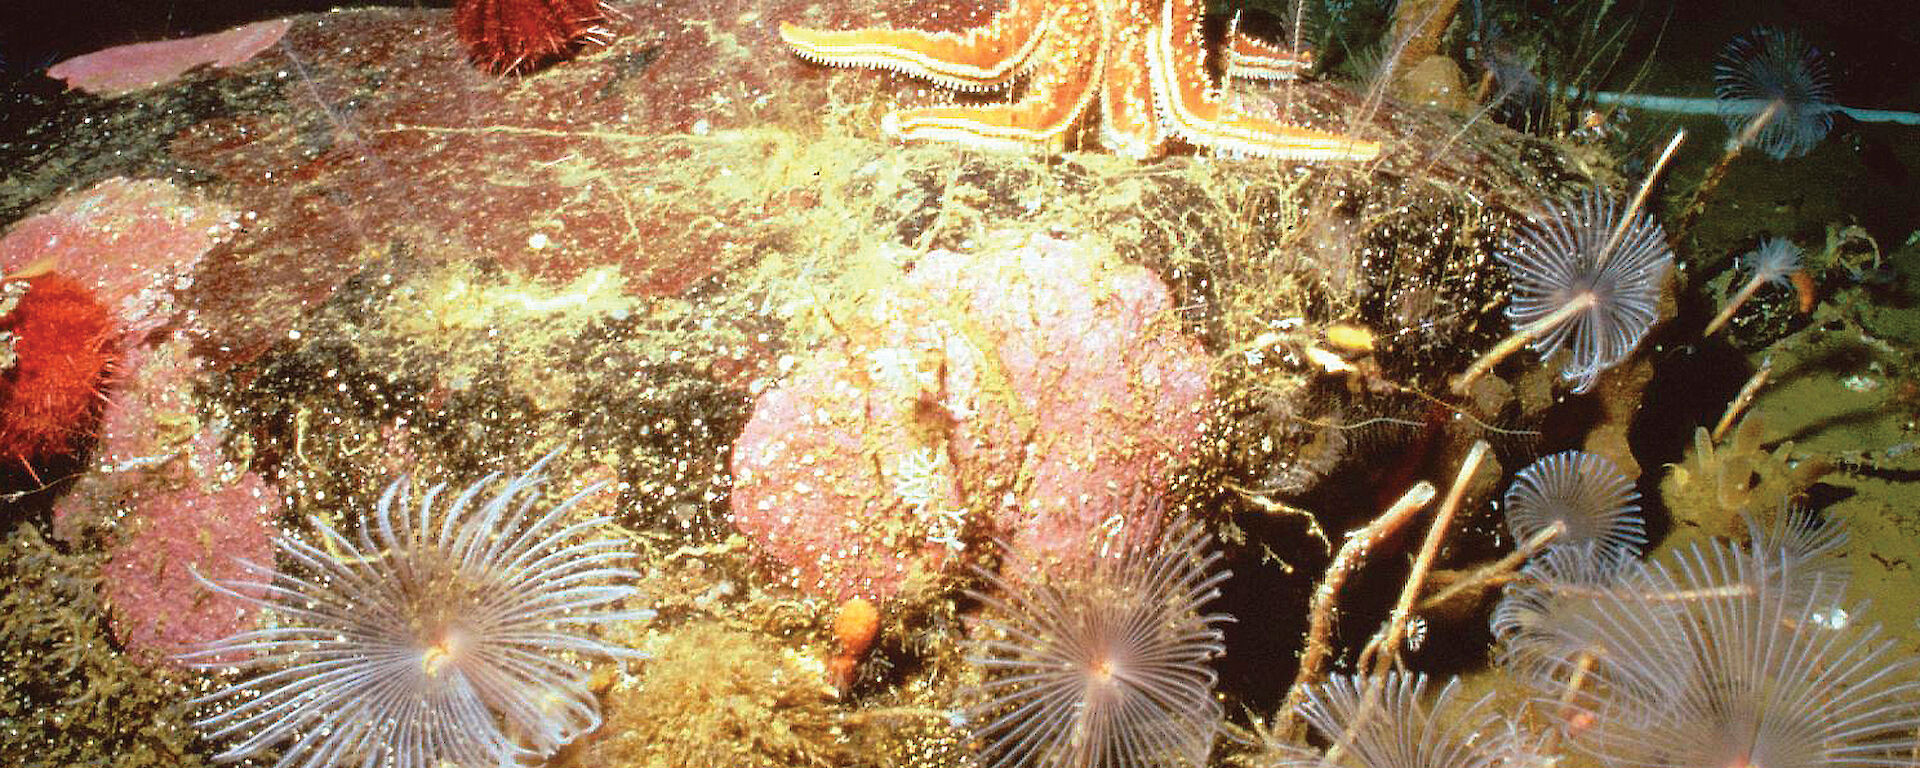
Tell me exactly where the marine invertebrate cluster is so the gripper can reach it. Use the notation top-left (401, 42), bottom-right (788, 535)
top-left (179, 456), bottom-right (650, 768)
top-left (453, 0), bottom-right (612, 74)
top-left (0, 176), bottom-right (244, 484)
top-left (963, 517), bottom-right (1231, 768)
top-left (1483, 190), bottom-right (1674, 393)
top-left (1503, 450), bottom-right (1644, 560)
top-left (1715, 27), bottom-right (1836, 160)
top-left (0, 273), bottom-right (117, 470)
top-left (1540, 538), bottom-right (1920, 768)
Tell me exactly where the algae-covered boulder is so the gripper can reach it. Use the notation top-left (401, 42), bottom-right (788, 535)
top-left (0, 0), bottom-right (1640, 763)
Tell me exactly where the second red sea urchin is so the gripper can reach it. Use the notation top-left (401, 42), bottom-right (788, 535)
top-left (453, 0), bottom-right (613, 74)
top-left (0, 272), bottom-right (117, 472)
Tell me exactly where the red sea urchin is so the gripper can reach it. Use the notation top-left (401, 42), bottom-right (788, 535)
top-left (453, 0), bottom-right (613, 74)
top-left (0, 273), bottom-right (117, 470)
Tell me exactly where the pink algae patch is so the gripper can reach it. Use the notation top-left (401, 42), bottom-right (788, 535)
top-left (727, 286), bottom-right (972, 601)
top-left (103, 471), bottom-right (280, 666)
top-left (85, 335), bottom-right (277, 668)
top-left (729, 233), bottom-right (1213, 600)
top-left (93, 338), bottom-right (223, 480)
top-left (47, 19), bottom-right (293, 97)
top-left (916, 236), bottom-right (1213, 573)
top-left (0, 177), bottom-right (236, 337)
top-left (49, 337), bottom-right (221, 543)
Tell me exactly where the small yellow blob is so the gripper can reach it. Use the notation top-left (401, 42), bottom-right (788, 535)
top-left (1, 255), bottom-right (58, 280)
top-left (422, 631), bottom-right (465, 677)
top-left (1323, 323), bottom-right (1376, 353)
top-left (1304, 346), bottom-right (1357, 375)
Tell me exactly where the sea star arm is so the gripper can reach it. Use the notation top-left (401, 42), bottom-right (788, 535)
top-left (1147, 0), bottom-right (1380, 159)
top-left (1224, 12), bottom-right (1314, 82)
top-left (1099, 15), bottom-right (1168, 158)
top-left (779, 0), bottom-right (1053, 91)
top-left (883, 15), bottom-right (1104, 152)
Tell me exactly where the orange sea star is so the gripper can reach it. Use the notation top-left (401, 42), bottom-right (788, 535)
top-left (780, 0), bottom-right (1381, 160)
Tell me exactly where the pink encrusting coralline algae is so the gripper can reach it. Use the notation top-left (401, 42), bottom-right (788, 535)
top-left (729, 233), bottom-right (1213, 600)
top-left (46, 338), bottom-right (210, 543)
top-left (89, 337), bottom-right (223, 480)
top-left (46, 19), bottom-right (292, 97)
top-left (0, 177), bottom-right (237, 338)
top-left (57, 336), bottom-right (282, 667)
top-left (102, 471), bottom-right (281, 666)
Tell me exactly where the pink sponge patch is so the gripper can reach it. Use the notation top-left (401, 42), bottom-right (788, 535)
top-left (728, 286), bottom-right (974, 601)
top-left (729, 233), bottom-right (1212, 600)
top-left (915, 235), bottom-right (1214, 574)
top-left (103, 472), bottom-right (280, 666)
top-left (47, 18), bottom-right (293, 97)
top-left (0, 177), bottom-right (236, 337)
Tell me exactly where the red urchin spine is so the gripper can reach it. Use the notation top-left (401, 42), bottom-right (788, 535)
top-left (0, 273), bottom-right (118, 471)
top-left (453, 0), bottom-right (613, 75)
